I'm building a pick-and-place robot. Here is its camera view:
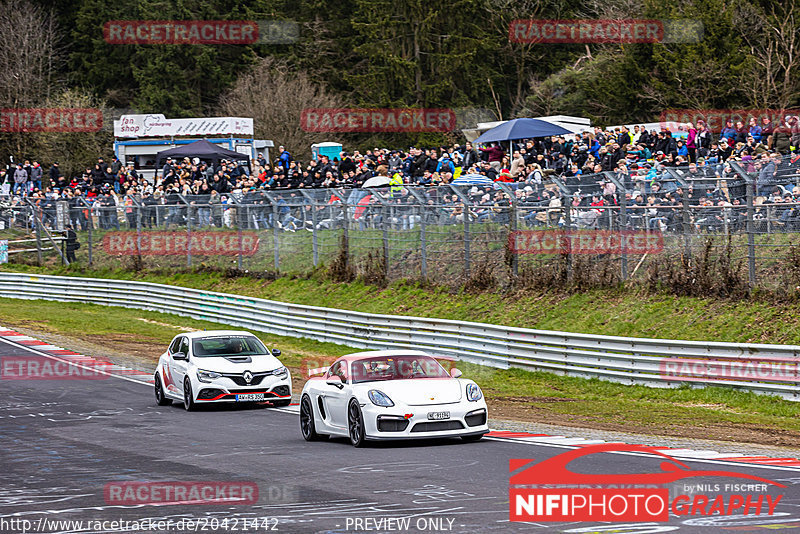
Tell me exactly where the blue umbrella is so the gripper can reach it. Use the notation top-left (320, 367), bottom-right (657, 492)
top-left (452, 174), bottom-right (495, 186)
top-left (474, 118), bottom-right (573, 144)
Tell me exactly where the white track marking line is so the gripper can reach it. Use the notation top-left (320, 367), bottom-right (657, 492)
top-left (0, 335), bottom-right (151, 386)
top-left (272, 406), bottom-right (301, 414)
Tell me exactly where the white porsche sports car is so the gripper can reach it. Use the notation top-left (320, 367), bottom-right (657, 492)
top-left (299, 350), bottom-right (488, 446)
top-left (154, 331), bottom-right (291, 410)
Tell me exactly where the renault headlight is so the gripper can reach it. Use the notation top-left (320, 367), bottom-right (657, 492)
top-left (368, 389), bottom-right (394, 407)
top-left (272, 366), bottom-right (289, 379)
top-left (466, 383), bottom-right (483, 402)
top-left (196, 369), bottom-right (222, 383)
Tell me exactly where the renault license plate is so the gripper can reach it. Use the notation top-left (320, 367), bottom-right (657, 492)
top-left (236, 393), bottom-right (265, 402)
top-left (427, 411), bottom-right (450, 420)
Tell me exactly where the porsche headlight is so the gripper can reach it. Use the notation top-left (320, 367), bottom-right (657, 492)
top-left (466, 383), bottom-right (482, 402)
top-left (368, 389), bottom-right (394, 407)
top-left (271, 366), bottom-right (289, 378)
top-left (196, 369), bottom-right (222, 383)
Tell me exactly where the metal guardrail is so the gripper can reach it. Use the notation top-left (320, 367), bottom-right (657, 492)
top-left (0, 272), bottom-right (798, 400)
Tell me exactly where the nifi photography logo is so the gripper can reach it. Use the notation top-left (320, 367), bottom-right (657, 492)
top-left (510, 444), bottom-right (784, 523)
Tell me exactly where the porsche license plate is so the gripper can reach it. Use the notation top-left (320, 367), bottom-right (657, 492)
top-left (427, 411), bottom-right (450, 420)
top-left (236, 393), bottom-right (265, 402)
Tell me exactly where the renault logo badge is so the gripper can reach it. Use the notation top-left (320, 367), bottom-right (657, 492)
top-left (243, 371), bottom-right (253, 384)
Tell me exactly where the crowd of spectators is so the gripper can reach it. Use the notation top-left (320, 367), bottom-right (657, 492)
top-left (1, 115), bottom-right (799, 234)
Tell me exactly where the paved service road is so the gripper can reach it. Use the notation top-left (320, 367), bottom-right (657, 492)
top-left (1, 337), bottom-right (799, 534)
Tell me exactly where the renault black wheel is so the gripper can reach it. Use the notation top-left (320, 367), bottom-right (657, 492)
top-left (154, 373), bottom-right (172, 406)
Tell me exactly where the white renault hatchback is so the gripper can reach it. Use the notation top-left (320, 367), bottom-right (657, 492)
top-left (154, 331), bottom-right (292, 410)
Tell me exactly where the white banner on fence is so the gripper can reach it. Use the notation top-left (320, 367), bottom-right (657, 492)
top-left (114, 114), bottom-right (254, 138)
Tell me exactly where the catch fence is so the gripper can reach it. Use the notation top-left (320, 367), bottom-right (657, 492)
top-left (2, 155), bottom-right (800, 289)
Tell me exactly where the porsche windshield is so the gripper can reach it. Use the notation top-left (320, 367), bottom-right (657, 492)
top-left (192, 336), bottom-right (268, 357)
top-left (351, 355), bottom-right (450, 383)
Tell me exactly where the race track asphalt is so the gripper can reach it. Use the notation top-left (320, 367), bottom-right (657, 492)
top-left (1, 336), bottom-right (800, 534)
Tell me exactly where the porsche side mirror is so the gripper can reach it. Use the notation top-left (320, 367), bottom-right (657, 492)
top-left (450, 368), bottom-right (462, 379)
top-left (326, 375), bottom-right (344, 389)
top-left (272, 348), bottom-right (282, 357)
top-left (172, 352), bottom-right (187, 361)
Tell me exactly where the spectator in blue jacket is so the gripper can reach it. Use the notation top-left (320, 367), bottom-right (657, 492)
top-left (588, 138), bottom-right (601, 159)
top-left (277, 146), bottom-right (292, 171)
top-left (436, 154), bottom-right (455, 175)
top-left (720, 119), bottom-right (737, 144)
top-left (676, 140), bottom-right (689, 158)
top-left (748, 117), bottom-right (763, 143)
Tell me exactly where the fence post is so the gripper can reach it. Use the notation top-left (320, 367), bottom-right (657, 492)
top-left (382, 204), bottom-right (389, 272)
top-left (237, 226), bottom-right (243, 270)
top-left (463, 199), bottom-right (471, 277)
top-left (136, 202), bottom-right (142, 262)
top-left (87, 202), bottom-right (93, 267)
top-left (619, 193), bottom-right (628, 281)
top-left (186, 201), bottom-right (192, 268)
top-left (510, 195), bottom-right (518, 278)
top-left (32, 205), bottom-right (43, 266)
top-left (564, 200), bottom-right (572, 282)
top-left (311, 201), bottom-right (319, 267)
top-left (730, 162), bottom-right (756, 288)
top-left (682, 194), bottom-right (692, 259)
top-left (746, 176), bottom-right (756, 287)
top-left (342, 198), bottom-right (350, 272)
top-left (419, 204), bottom-right (427, 280)
top-left (272, 202), bottom-right (280, 271)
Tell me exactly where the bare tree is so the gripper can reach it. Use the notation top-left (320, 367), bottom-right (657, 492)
top-left (639, 57), bottom-right (733, 111)
top-left (0, 0), bottom-right (61, 108)
top-left (35, 89), bottom-right (113, 177)
top-left (573, 0), bottom-right (644, 21)
top-left (487, 0), bottom-right (569, 116)
top-left (569, 0), bottom-right (648, 70)
top-left (217, 57), bottom-right (345, 157)
top-left (735, 0), bottom-right (800, 110)
top-left (0, 0), bottom-right (63, 158)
